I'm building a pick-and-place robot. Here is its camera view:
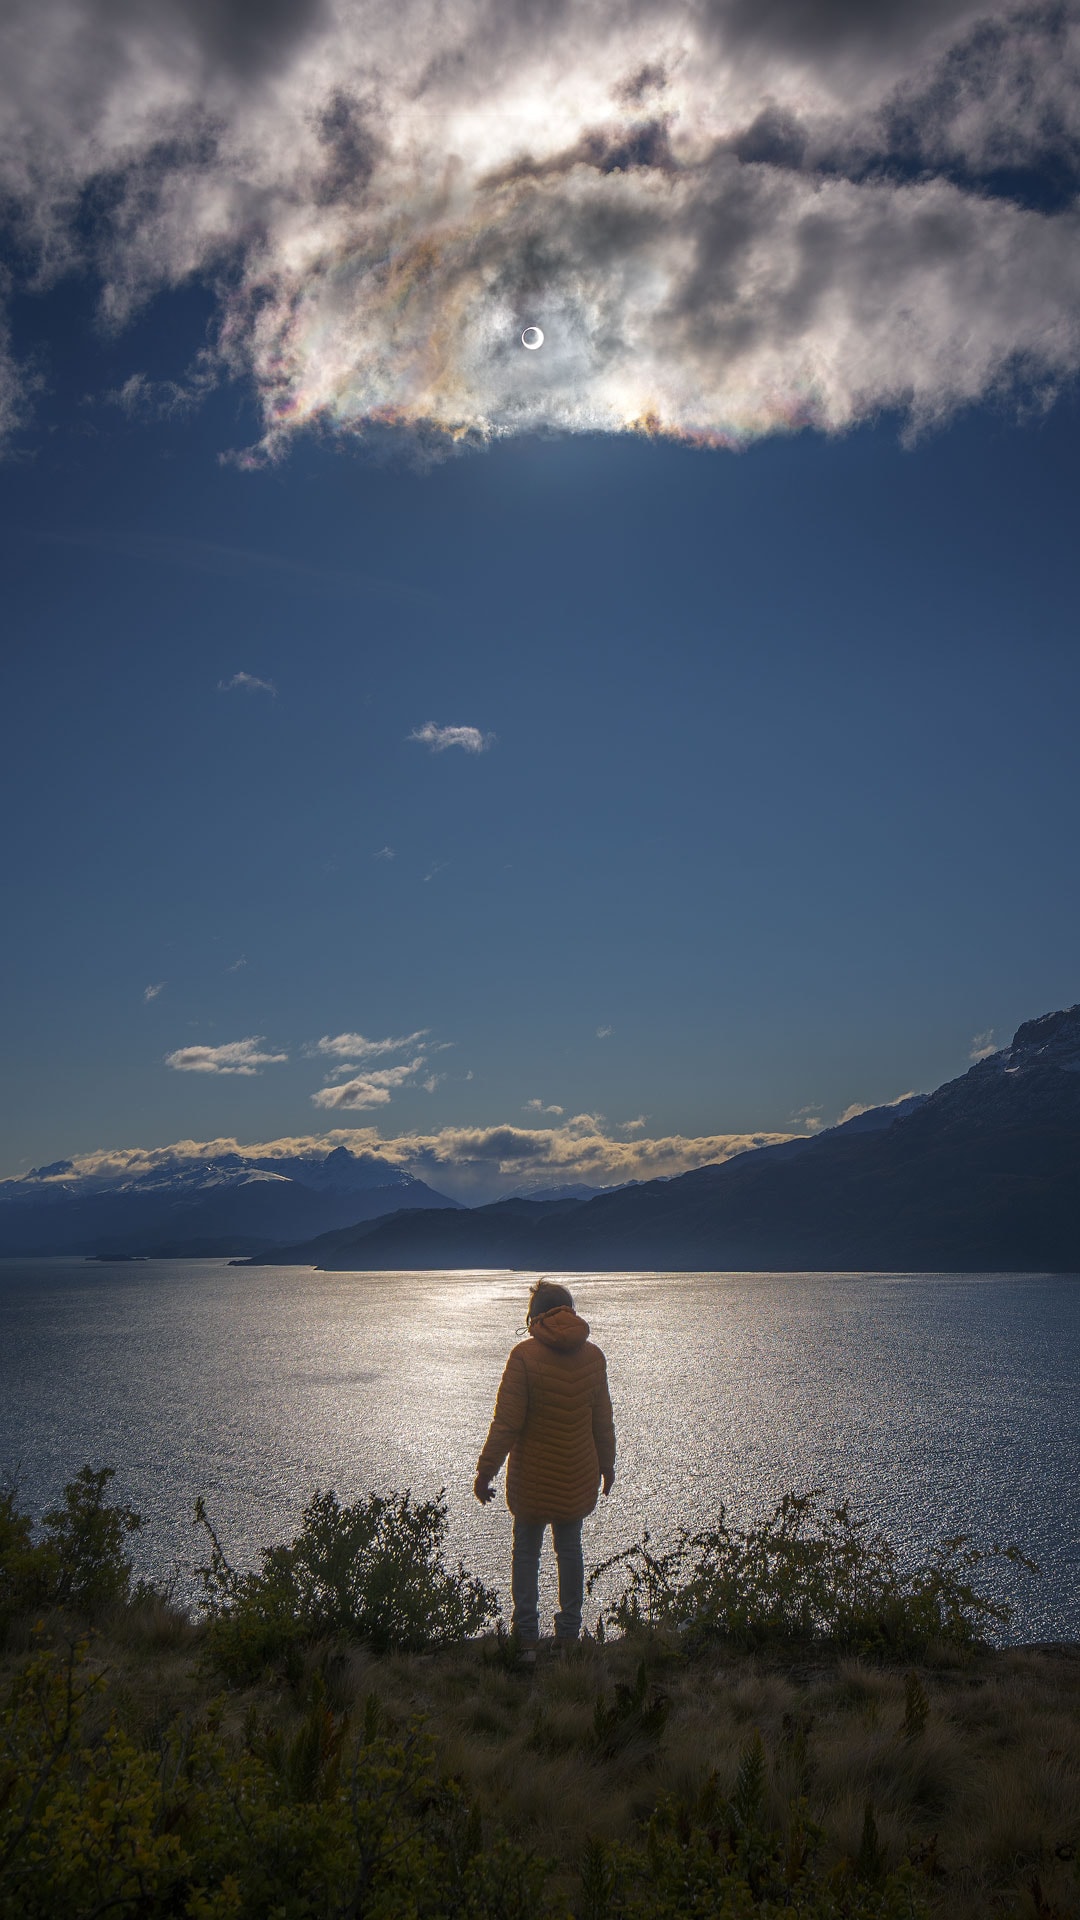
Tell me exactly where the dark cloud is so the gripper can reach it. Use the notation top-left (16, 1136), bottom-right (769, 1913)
top-left (314, 92), bottom-right (383, 208)
top-left (89, 0), bottom-right (329, 77)
top-left (710, 0), bottom-right (986, 60)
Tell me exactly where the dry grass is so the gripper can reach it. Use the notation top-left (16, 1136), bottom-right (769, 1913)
top-left (3, 1617), bottom-right (1078, 1916)
top-left (359, 1633), bottom-right (1080, 1917)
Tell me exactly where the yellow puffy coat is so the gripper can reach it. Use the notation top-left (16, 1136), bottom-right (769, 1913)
top-left (477, 1307), bottom-right (616, 1523)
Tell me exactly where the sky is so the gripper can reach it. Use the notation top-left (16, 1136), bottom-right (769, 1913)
top-left (1, 0), bottom-right (1079, 1202)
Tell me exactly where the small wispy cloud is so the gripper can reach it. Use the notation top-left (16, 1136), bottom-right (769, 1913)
top-left (792, 1105), bottom-right (825, 1135)
top-left (165, 1037), bottom-right (287, 1075)
top-left (143, 982), bottom-right (165, 1003)
top-left (227, 956), bottom-right (247, 972)
top-left (596, 1025), bottom-right (614, 1040)
top-left (422, 861), bottom-right (448, 883)
top-left (970, 1030), bottom-right (997, 1062)
top-left (315, 1030), bottom-right (427, 1067)
top-left (108, 368), bottom-right (214, 421)
top-left (524, 1099), bottom-right (564, 1116)
top-left (374, 846), bottom-right (396, 861)
top-left (312, 1059), bottom-right (424, 1110)
top-left (422, 1074), bottom-right (444, 1094)
top-left (620, 1116), bottom-right (647, 1133)
top-left (409, 722), bottom-right (493, 755)
top-left (218, 671), bottom-right (277, 696)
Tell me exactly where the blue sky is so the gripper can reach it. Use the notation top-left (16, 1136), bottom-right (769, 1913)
top-left (2, 0), bottom-right (1079, 1199)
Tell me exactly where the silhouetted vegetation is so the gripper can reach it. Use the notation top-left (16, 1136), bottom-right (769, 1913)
top-left (589, 1492), bottom-right (1039, 1657)
top-left (1, 1467), bottom-right (1077, 1919)
top-left (194, 1486), bottom-right (499, 1679)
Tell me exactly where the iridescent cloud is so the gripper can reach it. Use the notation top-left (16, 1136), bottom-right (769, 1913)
top-left (3, 0), bottom-right (1080, 453)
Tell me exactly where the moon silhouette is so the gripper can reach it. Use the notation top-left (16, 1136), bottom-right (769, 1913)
top-left (521, 326), bottom-right (544, 350)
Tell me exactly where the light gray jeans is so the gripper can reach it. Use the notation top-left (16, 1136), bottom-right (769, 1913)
top-left (511, 1517), bottom-right (584, 1643)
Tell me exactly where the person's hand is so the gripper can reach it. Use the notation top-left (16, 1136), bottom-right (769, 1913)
top-left (602, 1470), bottom-right (615, 1497)
top-left (474, 1475), bottom-right (496, 1505)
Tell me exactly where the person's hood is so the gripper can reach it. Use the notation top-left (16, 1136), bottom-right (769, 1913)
top-left (529, 1306), bottom-right (590, 1352)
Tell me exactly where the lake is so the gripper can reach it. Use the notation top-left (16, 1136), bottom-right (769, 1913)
top-left (1, 1260), bottom-right (1077, 1642)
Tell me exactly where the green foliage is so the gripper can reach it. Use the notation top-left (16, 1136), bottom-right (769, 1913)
top-left (40, 1466), bottom-right (142, 1614)
top-left (579, 1733), bottom-right (930, 1918)
top-left (0, 1480), bottom-right (45, 1639)
top-left (589, 1491), bottom-right (1039, 1657)
top-left (0, 1637), bottom-right (558, 1919)
top-left (0, 1467), bottom-right (142, 1641)
top-left (593, 1658), bottom-right (670, 1759)
top-left (856, 1803), bottom-right (887, 1887)
top-left (195, 1485), bottom-right (500, 1679)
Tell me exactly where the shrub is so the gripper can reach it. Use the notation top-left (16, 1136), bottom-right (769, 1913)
top-left (581, 1732), bottom-right (931, 1918)
top-left (195, 1486), bottom-right (500, 1679)
top-left (588, 1491), bottom-right (1038, 1657)
top-left (0, 1466), bottom-right (142, 1640)
top-left (0, 1637), bottom-right (557, 1919)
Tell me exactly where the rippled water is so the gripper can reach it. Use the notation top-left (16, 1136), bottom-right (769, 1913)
top-left (1, 1260), bottom-right (1077, 1642)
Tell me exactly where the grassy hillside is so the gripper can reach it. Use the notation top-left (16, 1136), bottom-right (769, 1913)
top-left (1, 1472), bottom-right (1077, 1918)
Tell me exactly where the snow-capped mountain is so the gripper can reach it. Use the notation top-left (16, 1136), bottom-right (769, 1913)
top-left (0, 1147), bottom-right (459, 1257)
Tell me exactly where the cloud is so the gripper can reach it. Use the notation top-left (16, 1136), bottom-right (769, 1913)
top-left (312, 1058), bottom-right (425, 1109)
top-left (422, 1073), bottom-right (444, 1093)
top-left (164, 1036), bottom-right (288, 1075)
top-left (108, 367), bottom-right (214, 419)
top-left (596, 1025), bottom-right (614, 1039)
top-left (524, 1099), bottom-right (564, 1115)
top-left (409, 723), bottom-right (494, 754)
top-left (315, 1030), bottom-right (427, 1066)
top-left (143, 982), bottom-right (165, 1002)
top-left (620, 1115), bottom-right (647, 1132)
top-left (374, 846), bottom-right (396, 860)
top-left (3, 2), bottom-right (1080, 455)
top-left (969, 1029), bottom-right (998, 1061)
top-left (25, 1118), bottom-right (798, 1203)
top-left (792, 1104), bottom-right (825, 1134)
top-left (835, 1089), bottom-right (920, 1124)
top-left (217, 671), bottom-right (276, 695)
top-left (227, 955), bottom-right (247, 971)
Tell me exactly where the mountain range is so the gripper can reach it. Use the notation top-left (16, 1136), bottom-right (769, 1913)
top-left (6, 1004), bottom-right (1078, 1269)
top-left (240, 1006), bottom-right (1080, 1272)
top-left (0, 1146), bottom-right (459, 1257)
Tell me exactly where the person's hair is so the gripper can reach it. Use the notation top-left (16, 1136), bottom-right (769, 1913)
top-left (527, 1279), bottom-right (575, 1323)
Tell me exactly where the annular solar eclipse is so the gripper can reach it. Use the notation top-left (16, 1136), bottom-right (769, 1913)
top-left (521, 327), bottom-right (544, 350)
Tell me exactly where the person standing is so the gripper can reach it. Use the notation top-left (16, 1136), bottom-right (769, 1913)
top-left (474, 1279), bottom-right (616, 1656)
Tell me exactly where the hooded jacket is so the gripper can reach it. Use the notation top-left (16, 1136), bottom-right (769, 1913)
top-left (477, 1306), bottom-right (616, 1523)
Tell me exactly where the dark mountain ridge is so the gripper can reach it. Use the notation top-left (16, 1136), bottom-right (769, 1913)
top-left (243, 1008), bottom-right (1080, 1272)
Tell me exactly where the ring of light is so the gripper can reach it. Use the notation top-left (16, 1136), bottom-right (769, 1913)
top-left (521, 327), bottom-right (544, 350)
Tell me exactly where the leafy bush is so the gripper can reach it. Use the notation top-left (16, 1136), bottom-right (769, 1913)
top-left (0, 1638), bottom-right (556, 1919)
top-left (0, 1466), bottom-right (142, 1640)
top-left (195, 1486), bottom-right (500, 1679)
top-left (588, 1491), bottom-right (1038, 1656)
